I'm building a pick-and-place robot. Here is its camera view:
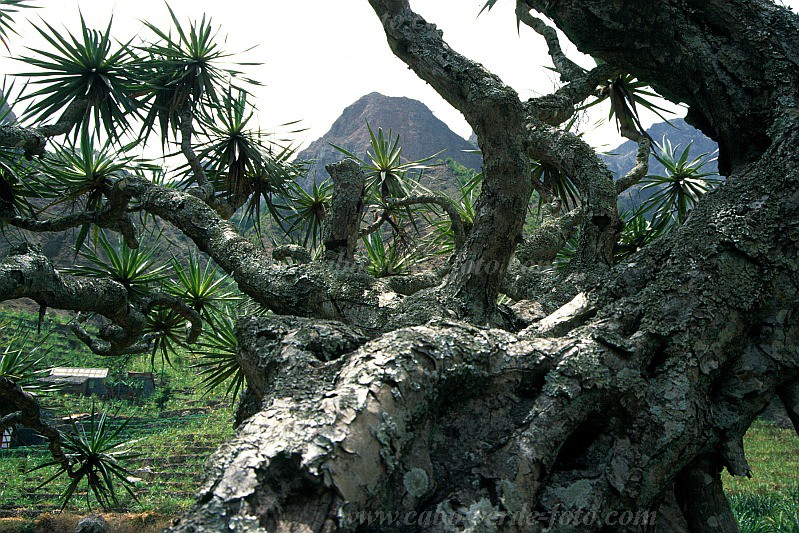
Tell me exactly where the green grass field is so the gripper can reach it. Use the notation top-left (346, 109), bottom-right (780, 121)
top-left (725, 420), bottom-right (799, 533)
top-left (0, 306), bottom-right (236, 522)
top-left (1, 307), bottom-right (798, 531)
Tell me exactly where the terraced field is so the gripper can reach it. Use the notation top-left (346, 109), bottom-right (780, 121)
top-left (0, 394), bottom-right (234, 518)
top-left (0, 306), bottom-right (236, 522)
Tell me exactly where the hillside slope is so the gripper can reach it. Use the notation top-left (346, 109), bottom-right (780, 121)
top-left (296, 92), bottom-right (482, 188)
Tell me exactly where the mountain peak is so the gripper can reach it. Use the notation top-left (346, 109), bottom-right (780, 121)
top-left (297, 93), bottom-right (481, 185)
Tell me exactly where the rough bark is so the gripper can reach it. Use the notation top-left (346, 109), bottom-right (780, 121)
top-left (3, 1), bottom-right (799, 531)
top-left (521, 0), bottom-right (799, 174)
top-left (0, 242), bottom-right (201, 355)
top-left (369, 0), bottom-right (533, 321)
top-left (323, 159), bottom-right (365, 262)
top-left (170, 127), bottom-right (799, 532)
top-left (165, 1), bottom-right (799, 531)
top-left (675, 456), bottom-right (739, 533)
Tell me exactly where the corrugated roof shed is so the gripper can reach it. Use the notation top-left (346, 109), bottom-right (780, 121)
top-left (49, 367), bottom-right (109, 379)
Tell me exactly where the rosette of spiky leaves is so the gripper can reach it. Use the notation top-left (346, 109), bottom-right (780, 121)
top-left (191, 87), bottom-right (298, 230)
top-left (0, 323), bottom-right (57, 393)
top-left (0, 154), bottom-right (39, 222)
top-left (143, 305), bottom-right (185, 368)
top-left (137, 6), bottom-right (259, 144)
top-left (531, 159), bottom-right (580, 213)
top-left (362, 230), bottom-right (415, 278)
top-left (580, 72), bottom-right (674, 137)
top-left (34, 407), bottom-right (139, 510)
top-left (278, 178), bottom-right (332, 249)
top-left (614, 207), bottom-right (674, 263)
top-left (18, 15), bottom-right (139, 139)
top-left (40, 129), bottom-right (135, 250)
top-left (167, 252), bottom-right (238, 323)
top-left (0, 81), bottom-right (41, 221)
top-left (640, 138), bottom-right (722, 225)
top-left (425, 171), bottom-right (481, 256)
top-left (333, 125), bottom-right (434, 201)
top-left (66, 232), bottom-right (169, 301)
top-left (191, 310), bottom-right (242, 399)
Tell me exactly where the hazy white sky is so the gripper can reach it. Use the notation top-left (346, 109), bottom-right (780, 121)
top-left (1, 1), bottom-right (797, 151)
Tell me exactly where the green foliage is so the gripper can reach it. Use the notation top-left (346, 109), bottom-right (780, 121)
top-left (362, 230), bottom-right (415, 278)
top-left (731, 491), bottom-right (799, 533)
top-left (191, 87), bottom-right (302, 230)
top-left (19, 15), bottom-right (139, 139)
top-left (191, 310), bottom-right (242, 399)
top-left (143, 305), bottom-right (185, 369)
top-left (33, 407), bottom-right (139, 510)
top-left (531, 159), bottom-right (580, 212)
top-left (554, 232), bottom-right (578, 270)
top-left (137, 6), bottom-right (257, 143)
top-left (0, 1), bottom-right (34, 49)
top-left (42, 128), bottom-right (132, 200)
top-left (1, 393), bottom-right (235, 515)
top-left (580, 73), bottom-right (673, 136)
top-left (613, 207), bottom-right (673, 263)
top-left (640, 137), bottom-right (722, 225)
top-left (40, 129), bottom-right (137, 250)
top-left (725, 421), bottom-right (799, 533)
top-left (0, 321), bottom-right (54, 393)
top-left (278, 177), bottom-right (332, 249)
top-left (66, 232), bottom-right (169, 301)
top-left (166, 252), bottom-right (238, 322)
top-left (426, 171), bottom-right (480, 256)
top-left (0, 138), bottom-right (41, 222)
top-left (333, 125), bottom-right (435, 201)
top-left (530, 117), bottom-right (583, 215)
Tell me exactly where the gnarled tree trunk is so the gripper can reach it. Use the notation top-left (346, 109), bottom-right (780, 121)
top-left (161, 1), bottom-right (799, 531)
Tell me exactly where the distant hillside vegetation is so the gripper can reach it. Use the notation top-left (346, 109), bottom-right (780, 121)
top-left (296, 92), bottom-right (482, 189)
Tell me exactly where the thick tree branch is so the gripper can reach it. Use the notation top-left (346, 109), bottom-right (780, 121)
top-left (615, 137), bottom-right (651, 195)
top-left (675, 455), bottom-right (740, 533)
top-left (525, 118), bottom-right (620, 269)
top-left (0, 377), bottom-right (76, 478)
top-left (523, 0), bottom-right (799, 174)
top-left (120, 175), bottom-right (342, 319)
top-left (37, 99), bottom-right (88, 138)
top-left (0, 243), bottom-right (192, 355)
top-left (322, 159), bottom-right (365, 261)
top-left (516, 0), bottom-right (585, 82)
top-left (179, 105), bottom-right (214, 202)
top-left (359, 211), bottom-right (388, 239)
top-left (0, 99), bottom-right (87, 158)
top-left (6, 184), bottom-right (139, 249)
top-left (1, 243), bottom-right (135, 321)
top-left (516, 203), bottom-right (582, 265)
top-left (170, 318), bottom-right (560, 532)
top-left (370, 0), bottom-right (532, 321)
top-left (529, 64), bottom-right (619, 126)
top-left (272, 244), bottom-right (312, 264)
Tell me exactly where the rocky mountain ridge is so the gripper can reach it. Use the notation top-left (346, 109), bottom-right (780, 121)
top-left (296, 92), bottom-right (482, 188)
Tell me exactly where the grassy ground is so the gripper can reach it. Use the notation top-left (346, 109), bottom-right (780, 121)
top-left (0, 306), bottom-right (236, 529)
top-left (0, 400), bottom-right (234, 516)
top-left (724, 420), bottom-right (799, 533)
